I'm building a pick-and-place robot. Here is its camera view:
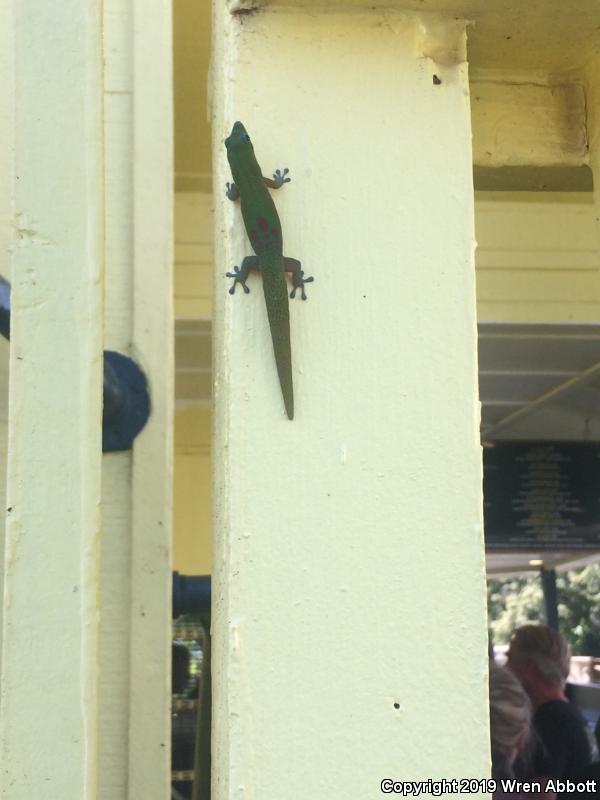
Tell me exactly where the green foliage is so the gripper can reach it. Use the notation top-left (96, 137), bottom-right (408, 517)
top-left (487, 564), bottom-right (600, 656)
top-left (556, 565), bottom-right (600, 655)
top-left (487, 574), bottom-right (543, 646)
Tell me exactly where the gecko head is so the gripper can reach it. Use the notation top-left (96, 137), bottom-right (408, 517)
top-left (225, 121), bottom-right (260, 180)
top-left (225, 121), bottom-right (253, 153)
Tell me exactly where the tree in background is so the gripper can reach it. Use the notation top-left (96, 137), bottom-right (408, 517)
top-left (487, 573), bottom-right (542, 646)
top-left (488, 564), bottom-right (600, 656)
top-left (557, 565), bottom-right (600, 655)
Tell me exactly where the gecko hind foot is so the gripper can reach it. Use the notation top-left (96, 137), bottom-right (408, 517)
top-left (271, 168), bottom-right (290, 188)
top-left (290, 271), bottom-right (314, 300)
top-left (226, 266), bottom-right (250, 294)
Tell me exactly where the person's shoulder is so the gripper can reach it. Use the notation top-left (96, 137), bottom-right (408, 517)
top-left (536, 699), bottom-right (586, 725)
top-left (577, 760), bottom-right (600, 783)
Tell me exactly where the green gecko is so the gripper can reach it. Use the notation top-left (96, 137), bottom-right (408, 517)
top-left (224, 121), bottom-right (313, 420)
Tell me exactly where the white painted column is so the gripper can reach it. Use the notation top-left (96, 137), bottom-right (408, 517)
top-left (0, 0), bottom-right (14, 675)
top-left (0, 2), bottom-right (173, 798)
top-left (98, 1), bottom-right (136, 795)
top-left (0, 2), bottom-right (104, 797)
top-left (99, 0), bottom-right (174, 798)
top-left (212, 6), bottom-right (489, 797)
top-left (128, 0), bottom-right (174, 795)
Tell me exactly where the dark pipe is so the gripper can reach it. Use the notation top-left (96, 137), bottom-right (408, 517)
top-left (102, 350), bottom-right (150, 452)
top-left (0, 277), bottom-right (151, 452)
top-left (103, 358), bottom-right (123, 424)
top-left (0, 276), bottom-right (10, 340)
top-left (172, 572), bottom-right (211, 618)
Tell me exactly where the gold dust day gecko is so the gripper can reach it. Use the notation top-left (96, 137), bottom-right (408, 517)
top-left (225, 121), bottom-right (313, 420)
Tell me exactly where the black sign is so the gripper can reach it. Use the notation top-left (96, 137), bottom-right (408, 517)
top-left (484, 443), bottom-right (600, 550)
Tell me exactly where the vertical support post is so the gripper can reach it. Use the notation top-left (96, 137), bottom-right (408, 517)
top-left (98, 2), bottom-right (135, 795)
top-left (0, 1), bottom-right (104, 797)
top-left (128, 0), bottom-right (174, 796)
top-left (99, 0), bottom-right (173, 798)
top-left (540, 568), bottom-right (559, 631)
top-left (0, 0), bottom-right (14, 675)
top-left (211, 6), bottom-right (489, 796)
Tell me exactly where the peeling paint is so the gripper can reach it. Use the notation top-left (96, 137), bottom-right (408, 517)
top-left (228, 0), bottom-right (260, 16)
top-left (415, 16), bottom-right (467, 67)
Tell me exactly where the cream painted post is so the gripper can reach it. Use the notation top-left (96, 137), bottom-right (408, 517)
top-left (99, 0), bottom-right (173, 798)
top-left (0, 0), bottom-right (13, 672)
top-left (128, 0), bottom-right (174, 795)
top-left (0, 1), bottom-right (104, 798)
top-left (0, 1), bottom-right (173, 797)
top-left (212, 6), bottom-right (489, 796)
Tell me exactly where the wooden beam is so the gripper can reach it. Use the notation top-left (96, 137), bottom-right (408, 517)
top-left (472, 81), bottom-right (588, 168)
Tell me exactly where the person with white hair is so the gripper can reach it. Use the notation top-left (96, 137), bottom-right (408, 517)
top-left (507, 624), bottom-right (591, 781)
top-left (489, 663), bottom-right (534, 782)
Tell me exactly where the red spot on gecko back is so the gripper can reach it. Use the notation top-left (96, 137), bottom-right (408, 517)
top-left (257, 216), bottom-right (269, 232)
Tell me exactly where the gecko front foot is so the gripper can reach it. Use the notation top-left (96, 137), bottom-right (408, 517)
top-left (290, 270), bottom-right (314, 300)
top-left (270, 168), bottom-right (290, 189)
top-left (226, 265), bottom-right (251, 294)
top-left (225, 182), bottom-right (240, 201)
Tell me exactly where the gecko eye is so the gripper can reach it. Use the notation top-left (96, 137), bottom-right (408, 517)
top-left (241, 133), bottom-right (251, 142)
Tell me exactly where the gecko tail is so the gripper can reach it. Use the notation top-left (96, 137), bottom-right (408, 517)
top-left (270, 314), bottom-right (294, 420)
top-left (263, 274), bottom-right (294, 420)
top-left (282, 385), bottom-right (294, 420)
